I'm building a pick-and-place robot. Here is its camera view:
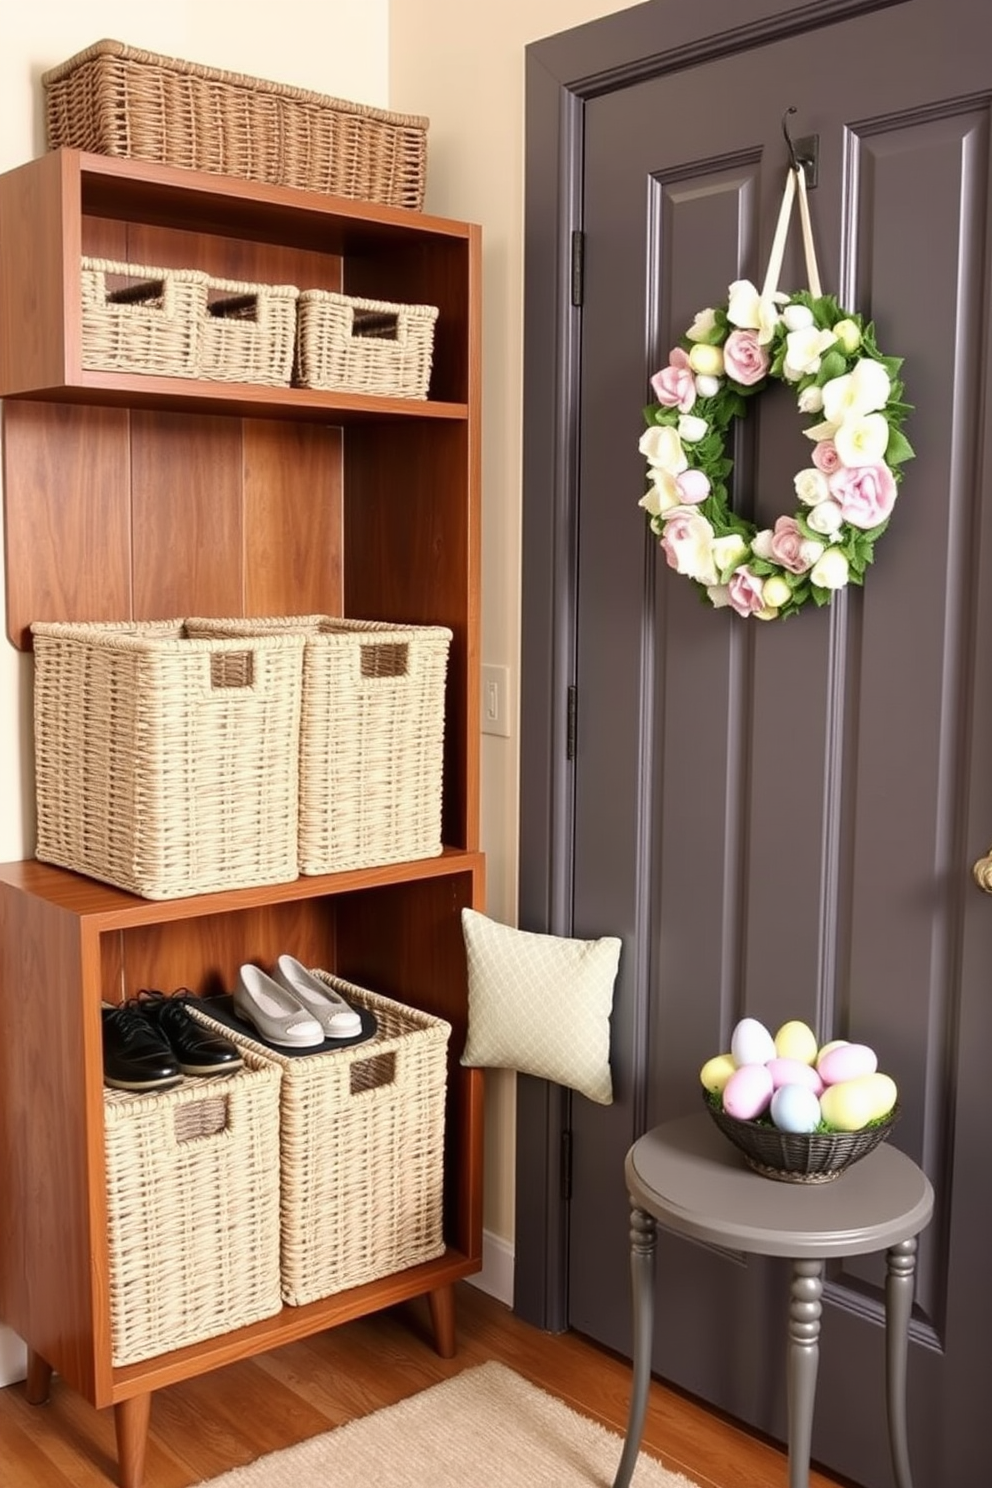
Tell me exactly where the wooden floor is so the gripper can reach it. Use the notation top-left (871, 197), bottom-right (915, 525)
top-left (0, 1281), bottom-right (854, 1488)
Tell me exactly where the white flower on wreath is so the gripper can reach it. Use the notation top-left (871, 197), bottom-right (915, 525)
top-left (821, 359), bottom-right (892, 422)
top-left (639, 424), bottom-right (687, 474)
top-left (794, 468), bottom-right (831, 507)
top-left (783, 324), bottom-right (839, 381)
top-left (711, 533), bottom-right (749, 575)
top-left (806, 500), bottom-right (846, 535)
top-left (677, 413), bottom-right (709, 444)
top-left (834, 412), bottom-right (890, 467)
top-left (685, 307), bottom-right (718, 342)
top-left (726, 279), bottom-right (785, 345)
top-left (809, 548), bottom-right (851, 590)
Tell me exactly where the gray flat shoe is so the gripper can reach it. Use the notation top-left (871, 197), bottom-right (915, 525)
top-left (272, 955), bottom-right (362, 1039)
top-left (233, 964), bottom-right (324, 1048)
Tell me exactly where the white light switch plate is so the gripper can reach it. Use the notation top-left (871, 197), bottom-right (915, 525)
top-left (481, 663), bottom-right (511, 737)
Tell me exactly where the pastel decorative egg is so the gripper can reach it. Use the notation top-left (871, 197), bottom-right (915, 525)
top-left (774, 1019), bottom-right (818, 1065)
top-left (770, 1083), bottom-right (822, 1134)
top-left (722, 1062), bottom-right (774, 1120)
top-left (816, 1039), bottom-right (850, 1067)
top-left (766, 1057), bottom-right (823, 1095)
top-left (700, 1053), bottom-right (737, 1094)
top-left (819, 1072), bottom-right (898, 1131)
top-left (817, 1042), bottom-right (878, 1086)
top-left (731, 1017), bottom-right (776, 1068)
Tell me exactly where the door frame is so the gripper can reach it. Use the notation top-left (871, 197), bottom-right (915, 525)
top-left (515, 0), bottom-right (907, 1330)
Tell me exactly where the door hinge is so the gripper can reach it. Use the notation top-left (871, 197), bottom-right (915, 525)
top-left (561, 1128), bottom-right (573, 1202)
top-left (566, 684), bottom-right (577, 760)
top-left (570, 230), bottom-right (585, 308)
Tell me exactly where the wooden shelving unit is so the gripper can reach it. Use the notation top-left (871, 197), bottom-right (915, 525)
top-left (0, 149), bottom-right (484, 1487)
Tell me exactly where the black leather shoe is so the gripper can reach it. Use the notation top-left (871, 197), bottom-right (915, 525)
top-left (102, 1002), bottom-right (183, 1091)
top-left (137, 990), bottom-right (243, 1077)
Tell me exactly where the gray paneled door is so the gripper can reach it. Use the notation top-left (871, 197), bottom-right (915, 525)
top-left (520, 3), bottom-right (992, 1485)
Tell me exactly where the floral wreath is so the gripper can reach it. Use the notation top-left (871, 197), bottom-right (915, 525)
top-left (638, 168), bottom-right (914, 621)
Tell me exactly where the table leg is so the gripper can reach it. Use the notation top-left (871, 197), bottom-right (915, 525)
top-left (612, 1204), bottom-right (658, 1488)
top-left (787, 1258), bottom-right (823, 1488)
top-left (885, 1236), bottom-right (918, 1488)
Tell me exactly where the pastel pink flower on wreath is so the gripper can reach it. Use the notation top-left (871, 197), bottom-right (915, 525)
top-left (651, 348), bottom-right (697, 413)
top-left (812, 439), bottom-right (842, 475)
top-left (675, 468), bottom-right (711, 504)
top-left (722, 329), bottom-right (771, 388)
top-left (659, 507), bottom-right (718, 585)
top-left (727, 566), bottom-right (767, 617)
top-left (767, 516), bottom-right (823, 574)
top-left (828, 462), bottom-right (897, 529)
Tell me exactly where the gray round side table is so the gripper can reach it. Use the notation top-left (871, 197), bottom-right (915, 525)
top-left (611, 1111), bottom-right (934, 1488)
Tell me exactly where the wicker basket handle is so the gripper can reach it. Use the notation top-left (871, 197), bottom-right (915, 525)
top-left (173, 1094), bottom-right (230, 1143)
top-left (359, 640), bottom-right (410, 679)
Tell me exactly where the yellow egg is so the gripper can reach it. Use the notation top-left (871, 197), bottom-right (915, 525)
top-left (700, 1053), bottom-right (737, 1094)
top-left (820, 1073), bottom-right (898, 1131)
top-left (774, 1020), bottom-right (818, 1065)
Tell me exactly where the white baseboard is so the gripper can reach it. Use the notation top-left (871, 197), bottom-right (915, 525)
top-left (0, 1231), bottom-right (517, 1389)
top-left (0, 1323), bottom-right (26, 1388)
top-left (465, 1228), bottom-right (514, 1307)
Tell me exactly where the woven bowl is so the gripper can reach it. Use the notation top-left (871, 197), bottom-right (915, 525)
top-left (704, 1090), bottom-right (900, 1183)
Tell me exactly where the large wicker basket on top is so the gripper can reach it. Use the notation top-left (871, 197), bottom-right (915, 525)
top-left (104, 1047), bottom-right (283, 1366)
top-left (191, 974), bottom-right (450, 1306)
top-left (43, 38), bottom-right (429, 210)
top-left (186, 615), bottom-right (451, 874)
top-left (31, 619), bottom-right (306, 899)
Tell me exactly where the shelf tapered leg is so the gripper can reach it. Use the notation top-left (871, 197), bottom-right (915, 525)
top-left (24, 1349), bottom-right (53, 1404)
top-left (428, 1283), bottom-right (457, 1357)
top-left (114, 1391), bottom-right (152, 1488)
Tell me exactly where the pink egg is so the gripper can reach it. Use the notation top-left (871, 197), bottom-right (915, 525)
top-left (817, 1042), bottom-right (878, 1086)
top-left (766, 1057), bottom-right (824, 1096)
top-left (722, 1063), bottom-right (774, 1120)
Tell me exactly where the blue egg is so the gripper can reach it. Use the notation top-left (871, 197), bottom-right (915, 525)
top-left (770, 1083), bottom-right (821, 1134)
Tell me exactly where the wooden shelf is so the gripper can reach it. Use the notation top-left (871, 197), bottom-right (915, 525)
top-left (0, 148), bottom-right (484, 1488)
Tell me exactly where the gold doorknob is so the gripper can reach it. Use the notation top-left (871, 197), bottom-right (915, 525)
top-left (973, 846), bottom-right (992, 893)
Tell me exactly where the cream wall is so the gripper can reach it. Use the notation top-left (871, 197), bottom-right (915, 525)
top-left (0, 0), bottom-right (388, 1391)
top-left (389, 0), bottom-right (635, 1273)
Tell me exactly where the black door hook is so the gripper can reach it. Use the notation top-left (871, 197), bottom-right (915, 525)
top-left (781, 106), bottom-right (819, 188)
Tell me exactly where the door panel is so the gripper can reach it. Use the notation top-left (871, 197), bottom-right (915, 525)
top-left (523, 4), bottom-right (992, 1486)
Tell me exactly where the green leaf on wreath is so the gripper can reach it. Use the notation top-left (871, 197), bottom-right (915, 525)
top-left (885, 429), bottom-right (916, 466)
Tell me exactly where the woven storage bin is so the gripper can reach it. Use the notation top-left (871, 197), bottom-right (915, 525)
top-left (81, 259), bottom-right (205, 378)
top-left (44, 39), bottom-right (428, 210)
top-left (294, 291), bottom-right (438, 399)
top-left (31, 620), bottom-right (306, 899)
top-left (193, 974), bottom-right (449, 1305)
top-left (81, 258), bottom-right (299, 385)
top-left (104, 1047), bottom-right (282, 1366)
top-left (186, 616), bottom-right (451, 874)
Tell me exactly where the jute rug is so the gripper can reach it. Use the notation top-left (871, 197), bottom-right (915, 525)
top-left (194, 1361), bottom-right (701, 1487)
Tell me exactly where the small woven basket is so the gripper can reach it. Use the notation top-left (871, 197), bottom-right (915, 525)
top-left (81, 259), bottom-right (206, 378)
top-left (191, 975), bottom-right (450, 1306)
top-left (186, 615), bottom-right (451, 874)
top-left (31, 619), bottom-right (305, 899)
top-left (294, 291), bottom-right (438, 399)
top-left (104, 1047), bottom-right (282, 1366)
top-left (44, 39), bottom-right (428, 210)
top-left (704, 1091), bottom-right (900, 1184)
top-left (81, 258), bottom-right (299, 385)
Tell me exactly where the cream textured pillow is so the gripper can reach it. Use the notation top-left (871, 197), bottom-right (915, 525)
top-left (460, 908), bottom-right (621, 1105)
